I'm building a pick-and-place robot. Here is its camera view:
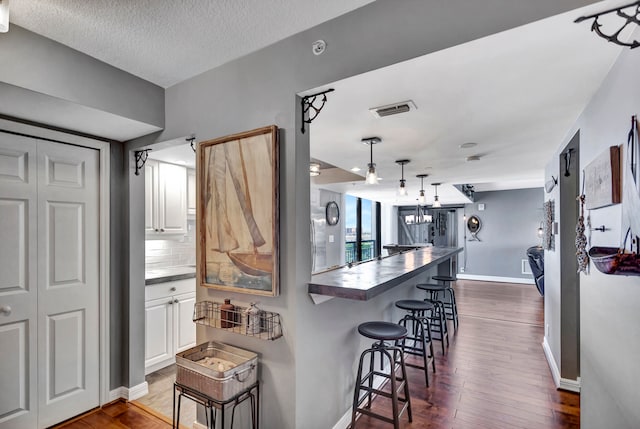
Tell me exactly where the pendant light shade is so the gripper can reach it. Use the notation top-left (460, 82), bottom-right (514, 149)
top-left (309, 162), bottom-right (321, 177)
top-left (0, 0), bottom-right (9, 33)
top-left (396, 159), bottom-right (410, 196)
top-left (362, 137), bottom-right (381, 185)
top-left (416, 174), bottom-right (428, 204)
top-left (432, 183), bottom-right (442, 208)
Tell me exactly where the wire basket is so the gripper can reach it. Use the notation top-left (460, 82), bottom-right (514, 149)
top-left (193, 301), bottom-right (283, 340)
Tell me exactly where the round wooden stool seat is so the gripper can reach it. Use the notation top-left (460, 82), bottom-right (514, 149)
top-left (358, 321), bottom-right (407, 341)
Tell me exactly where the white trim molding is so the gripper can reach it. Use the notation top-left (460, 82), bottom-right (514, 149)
top-left (456, 273), bottom-right (534, 285)
top-left (109, 382), bottom-right (149, 402)
top-left (542, 337), bottom-right (581, 393)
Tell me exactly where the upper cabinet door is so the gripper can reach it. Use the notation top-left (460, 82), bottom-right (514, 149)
top-left (187, 169), bottom-right (196, 218)
top-left (145, 160), bottom-right (159, 233)
top-left (157, 162), bottom-right (187, 234)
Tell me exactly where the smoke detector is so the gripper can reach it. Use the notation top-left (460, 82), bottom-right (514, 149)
top-left (369, 100), bottom-right (417, 118)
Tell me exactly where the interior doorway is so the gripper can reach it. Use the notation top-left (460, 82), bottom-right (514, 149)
top-left (558, 131), bottom-right (581, 382)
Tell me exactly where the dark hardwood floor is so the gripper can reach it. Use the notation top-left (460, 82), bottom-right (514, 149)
top-left (354, 280), bottom-right (579, 429)
top-left (50, 400), bottom-right (186, 429)
top-left (53, 280), bottom-right (579, 429)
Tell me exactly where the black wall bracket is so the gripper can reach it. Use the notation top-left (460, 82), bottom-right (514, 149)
top-left (301, 88), bottom-right (335, 134)
top-left (575, 1), bottom-right (640, 49)
top-left (187, 135), bottom-right (197, 153)
top-left (134, 149), bottom-right (152, 176)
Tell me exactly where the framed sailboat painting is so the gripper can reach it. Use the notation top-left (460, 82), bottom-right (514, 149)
top-left (196, 125), bottom-right (280, 296)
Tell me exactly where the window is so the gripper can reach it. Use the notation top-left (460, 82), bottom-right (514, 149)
top-left (345, 195), bottom-right (380, 263)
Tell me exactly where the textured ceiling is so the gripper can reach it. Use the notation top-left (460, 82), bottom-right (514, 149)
top-left (10, 0), bottom-right (374, 88)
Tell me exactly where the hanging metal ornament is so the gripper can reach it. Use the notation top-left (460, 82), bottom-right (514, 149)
top-left (576, 193), bottom-right (589, 274)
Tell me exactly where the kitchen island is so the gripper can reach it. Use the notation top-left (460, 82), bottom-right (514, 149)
top-left (308, 246), bottom-right (462, 302)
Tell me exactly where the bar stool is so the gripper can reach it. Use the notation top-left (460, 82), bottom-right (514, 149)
top-left (416, 284), bottom-right (449, 354)
top-left (432, 275), bottom-right (459, 331)
top-left (350, 321), bottom-right (412, 429)
top-left (395, 300), bottom-right (436, 387)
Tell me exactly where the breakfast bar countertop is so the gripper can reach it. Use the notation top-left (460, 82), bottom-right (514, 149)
top-left (308, 246), bottom-right (462, 301)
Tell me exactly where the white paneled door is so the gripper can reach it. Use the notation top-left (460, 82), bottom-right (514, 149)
top-left (0, 133), bottom-right (100, 429)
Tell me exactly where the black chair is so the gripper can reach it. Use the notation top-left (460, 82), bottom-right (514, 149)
top-left (350, 321), bottom-right (412, 429)
top-left (416, 284), bottom-right (449, 354)
top-left (431, 275), bottom-right (459, 331)
top-left (395, 300), bottom-right (436, 387)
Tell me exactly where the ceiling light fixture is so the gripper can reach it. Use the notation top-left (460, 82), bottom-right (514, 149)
top-left (432, 183), bottom-right (442, 208)
top-left (459, 142), bottom-right (478, 149)
top-left (0, 0), bottom-right (9, 33)
top-left (466, 155), bottom-right (481, 162)
top-left (309, 162), bottom-right (321, 177)
top-left (416, 174), bottom-right (428, 204)
top-left (362, 137), bottom-right (381, 185)
top-left (396, 159), bottom-right (410, 196)
top-left (350, 167), bottom-right (361, 172)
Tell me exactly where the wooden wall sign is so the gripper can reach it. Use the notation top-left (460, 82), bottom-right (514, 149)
top-left (584, 145), bottom-right (621, 210)
top-left (197, 125), bottom-right (279, 296)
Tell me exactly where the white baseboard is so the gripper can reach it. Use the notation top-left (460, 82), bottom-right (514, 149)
top-left (456, 273), bottom-right (534, 285)
top-left (542, 337), bottom-right (581, 393)
top-left (107, 381), bottom-right (149, 402)
top-left (108, 387), bottom-right (125, 403)
top-left (193, 422), bottom-right (207, 429)
top-left (332, 364), bottom-right (392, 429)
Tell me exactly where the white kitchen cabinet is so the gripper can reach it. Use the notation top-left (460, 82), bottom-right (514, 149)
top-left (145, 159), bottom-right (187, 237)
top-left (144, 279), bottom-right (196, 374)
top-left (187, 168), bottom-right (196, 218)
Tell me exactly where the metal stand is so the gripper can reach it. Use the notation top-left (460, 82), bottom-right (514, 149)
top-left (173, 381), bottom-right (259, 429)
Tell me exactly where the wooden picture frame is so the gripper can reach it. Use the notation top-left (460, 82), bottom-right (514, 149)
top-left (584, 145), bottom-right (621, 210)
top-left (196, 125), bottom-right (279, 296)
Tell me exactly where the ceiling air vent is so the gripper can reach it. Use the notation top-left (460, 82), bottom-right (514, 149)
top-left (369, 100), bottom-right (417, 118)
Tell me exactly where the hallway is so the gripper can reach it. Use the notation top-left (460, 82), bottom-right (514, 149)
top-left (356, 279), bottom-right (579, 428)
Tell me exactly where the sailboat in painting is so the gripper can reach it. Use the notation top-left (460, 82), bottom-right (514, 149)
top-left (201, 126), bottom-right (278, 294)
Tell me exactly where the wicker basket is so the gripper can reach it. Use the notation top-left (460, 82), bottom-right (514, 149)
top-left (176, 341), bottom-right (258, 401)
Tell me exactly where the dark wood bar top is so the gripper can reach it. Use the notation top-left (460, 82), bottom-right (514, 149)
top-left (308, 246), bottom-right (462, 301)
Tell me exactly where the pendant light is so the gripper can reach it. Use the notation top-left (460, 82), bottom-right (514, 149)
top-left (432, 183), bottom-right (442, 208)
top-left (396, 159), bottom-right (410, 196)
top-left (416, 174), bottom-right (428, 204)
top-left (362, 137), bottom-right (381, 185)
top-left (309, 162), bottom-right (321, 177)
top-left (0, 0), bottom-right (9, 33)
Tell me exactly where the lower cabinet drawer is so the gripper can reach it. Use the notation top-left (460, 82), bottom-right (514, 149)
top-left (145, 278), bottom-right (195, 301)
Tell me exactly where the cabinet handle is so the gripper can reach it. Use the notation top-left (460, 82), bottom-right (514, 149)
top-left (0, 305), bottom-right (11, 316)
top-left (174, 299), bottom-right (179, 303)
top-left (160, 228), bottom-right (165, 232)
top-left (168, 300), bottom-right (174, 305)
top-left (155, 228), bottom-right (159, 232)
top-left (170, 287), bottom-right (177, 292)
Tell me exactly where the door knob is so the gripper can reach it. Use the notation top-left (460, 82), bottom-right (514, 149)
top-left (0, 305), bottom-right (11, 316)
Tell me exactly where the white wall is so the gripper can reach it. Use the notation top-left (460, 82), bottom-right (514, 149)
top-left (546, 42), bottom-right (640, 428)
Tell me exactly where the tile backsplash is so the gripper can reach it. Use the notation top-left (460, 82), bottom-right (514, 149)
top-left (145, 219), bottom-right (196, 269)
